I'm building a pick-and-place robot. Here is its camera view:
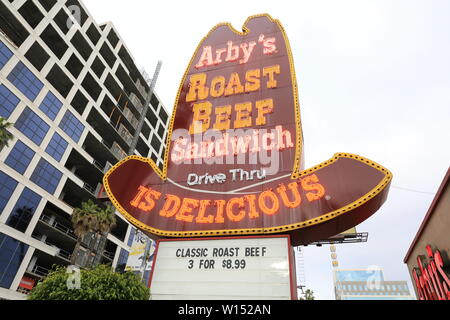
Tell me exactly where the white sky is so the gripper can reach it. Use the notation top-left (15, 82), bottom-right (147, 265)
top-left (84, 0), bottom-right (450, 299)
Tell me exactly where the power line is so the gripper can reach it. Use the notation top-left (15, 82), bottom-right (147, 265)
top-left (391, 185), bottom-right (434, 195)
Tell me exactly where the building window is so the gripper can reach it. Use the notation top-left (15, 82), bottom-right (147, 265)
top-left (127, 228), bottom-right (136, 246)
top-left (159, 107), bottom-right (168, 123)
top-left (25, 41), bottom-right (50, 72)
top-left (0, 84), bottom-right (20, 118)
top-left (14, 107), bottom-right (49, 145)
top-left (5, 140), bottom-right (35, 174)
top-left (157, 124), bottom-right (165, 140)
top-left (150, 152), bottom-right (157, 164)
top-left (45, 132), bottom-right (68, 161)
top-left (0, 41), bottom-right (13, 69)
top-left (37, 0), bottom-right (57, 12)
top-left (30, 158), bottom-right (62, 194)
top-left (0, 171), bottom-right (18, 212)
top-left (115, 248), bottom-right (129, 273)
top-left (6, 188), bottom-right (41, 233)
top-left (151, 135), bottom-right (161, 153)
top-left (39, 91), bottom-right (63, 121)
top-left (7, 62), bottom-right (43, 101)
top-left (59, 110), bottom-right (84, 143)
top-left (0, 232), bottom-right (29, 289)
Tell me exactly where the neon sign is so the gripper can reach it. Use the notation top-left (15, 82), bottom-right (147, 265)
top-left (103, 14), bottom-right (392, 245)
top-left (171, 125), bottom-right (294, 163)
top-left (194, 36), bottom-right (276, 69)
top-left (413, 245), bottom-right (450, 300)
top-left (129, 175), bottom-right (324, 224)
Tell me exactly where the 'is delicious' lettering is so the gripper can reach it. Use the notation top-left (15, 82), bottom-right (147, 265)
top-left (129, 174), bottom-right (325, 224)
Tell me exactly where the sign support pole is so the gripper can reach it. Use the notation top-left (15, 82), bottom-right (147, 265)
top-left (139, 234), bottom-right (152, 281)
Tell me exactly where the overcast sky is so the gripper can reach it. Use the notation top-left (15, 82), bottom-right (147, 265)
top-left (84, 0), bottom-right (450, 299)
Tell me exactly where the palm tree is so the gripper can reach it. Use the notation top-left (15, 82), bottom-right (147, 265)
top-left (71, 200), bottom-right (116, 267)
top-left (71, 199), bottom-right (100, 239)
top-left (92, 204), bottom-right (116, 265)
top-left (71, 199), bottom-right (100, 265)
top-left (299, 289), bottom-right (315, 300)
top-left (96, 204), bottom-right (117, 234)
top-left (0, 117), bottom-right (14, 150)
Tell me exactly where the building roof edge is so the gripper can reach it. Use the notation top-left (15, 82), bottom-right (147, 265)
top-left (403, 167), bottom-right (450, 263)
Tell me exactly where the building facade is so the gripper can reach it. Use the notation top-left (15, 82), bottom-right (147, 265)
top-left (404, 167), bottom-right (450, 300)
top-left (0, 0), bottom-right (168, 299)
top-left (333, 269), bottom-right (415, 300)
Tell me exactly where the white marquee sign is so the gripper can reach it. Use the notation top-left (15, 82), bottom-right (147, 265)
top-left (149, 236), bottom-right (296, 300)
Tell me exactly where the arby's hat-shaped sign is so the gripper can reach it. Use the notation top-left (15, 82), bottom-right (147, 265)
top-left (103, 14), bottom-right (392, 246)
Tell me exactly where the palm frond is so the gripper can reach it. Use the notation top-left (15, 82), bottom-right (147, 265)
top-left (0, 117), bottom-right (14, 149)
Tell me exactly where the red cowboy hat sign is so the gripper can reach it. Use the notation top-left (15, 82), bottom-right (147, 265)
top-left (103, 14), bottom-right (392, 246)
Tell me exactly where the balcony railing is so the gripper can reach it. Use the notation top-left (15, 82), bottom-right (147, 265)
top-left (27, 265), bottom-right (50, 278)
top-left (100, 138), bottom-right (122, 161)
top-left (16, 287), bottom-right (31, 295)
top-left (39, 214), bottom-right (77, 240)
top-left (111, 141), bottom-right (127, 160)
top-left (92, 159), bottom-right (105, 172)
top-left (101, 138), bottom-right (112, 149)
top-left (122, 106), bottom-right (139, 128)
top-left (129, 92), bottom-right (143, 112)
top-left (134, 82), bottom-right (147, 102)
top-left (118, 123), bottom-right (133, 145)
top-left (102, 250), bottom-right (115, 260)
top-left (83, 182), bottom-right (96, 195)
top-left (56, 248), bottom-right (72, 261)
top-left (69, 170), bottom-right (99, 197)
top-left (31, 235), bottom-right (73, 262)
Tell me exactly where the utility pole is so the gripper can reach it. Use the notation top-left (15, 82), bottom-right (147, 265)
top-left (127, 61), bottom-right (162, 282)
top-left (128, 60), bottom-right (162, 154)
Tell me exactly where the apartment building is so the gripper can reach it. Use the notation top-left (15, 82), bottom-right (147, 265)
top-left (333, 269), bottom-right (415, 300)
top-left (0, 0), bottom-right (169, 299)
